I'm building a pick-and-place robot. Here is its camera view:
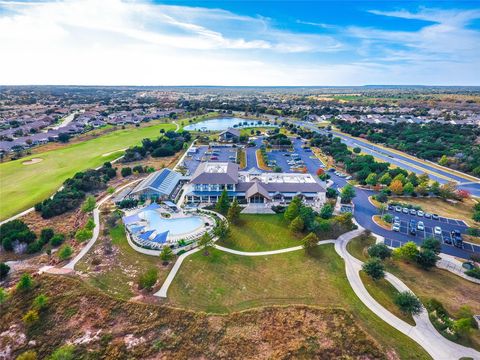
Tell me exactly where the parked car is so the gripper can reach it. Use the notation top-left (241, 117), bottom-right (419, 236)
top-left (417, 210), bottom-right (424, 217)
top-left (434, 226), bottom-right (442, 235)
top-left (402, 208), bottom-right (409, 214)
top-left (432, 214), bottom-right (439, 220)
top-left (395, 206), bottom-right (402, 212)
top-left (210, 156), bottom-right (218, 160)
top-left (444, 233), bottom-right (452, 244)
top-left (409, 220), bottom-right (417, 235)
top-left (410, 209), bottom-right (417, 215)
top-left (345, 176), bottom-right (352, 180)
top-left (417, 221), bottom-right (425, 231)
top-left (394, 216), bottom-right (400, 223)
top-left (451, 230), bottom-right (463, 248)
top-left (388, 205), bottom-right (394, 211)
top-left (424, 213), bottom-right (432, 219)
top-left (392, 223), bottom-right (400, 232)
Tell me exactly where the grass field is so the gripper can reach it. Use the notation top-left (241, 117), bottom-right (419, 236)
top-left (217, 214), bottom-right (302, 251)
top-left (76, 223), bottom-right (170, 300)
top-left (167, 245), bottom-right (430, 359)
top-left (0, 122), bottom-right (176, 220)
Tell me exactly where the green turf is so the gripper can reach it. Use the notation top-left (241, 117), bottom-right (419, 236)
top-left (168, 245), bottom-right (430, 359)
top-left (0, 121), bottom-right (176, 220)
top-left (217, 214), bottom-right (303, 251)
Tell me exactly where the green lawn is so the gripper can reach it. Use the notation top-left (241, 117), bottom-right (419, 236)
top-left (0, 122), bottom-right (176, 220)
top-left (217, 214), bottom-right (303, 251)
top-left (76, 224), bottom-right (170, 300)
top-left (167, 245), bottom-right (430, 359)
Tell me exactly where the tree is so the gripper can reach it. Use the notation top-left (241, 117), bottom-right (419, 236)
top-left (340, 184), bottom-right (356, 204)
top-left (50, 234), bottom-right (65, 247)
top-left (159, 246), bottom-right (174, 264)
top-left (0, 287), bottom-right (8, 305)
top-left (367, 244), bottom-right (392, 260)
top-left (439, 181), bottom-right (457, 200)
top-left (319, 203), bottom-right (334, 219)
top-left (430, 181), bottom-right (440, 195)
top-left (393, 241), bottom-right (419, 262)
top-left (421, 238), bottom-right (441, 254)
top-left (215, 189), bottom-right (230, 215)
top-left (75, 228), bottom-right (92, 243)
top-left (394, 291), bottom-right (422, 315)
top-left (81, 196), bottom-right (96, 213)
top-left (57, 133), bottom-right (70, 143)
top-left (289, 216), bottom-right (305, 233)
top-left (393, 173), bottom-right (406, 184)
top-left (138, 268), bottom-right (158, 291)
top-left (33, 294), bottom-right (49, 311)
top-left (40, 228), bottom-right (55, 244)
top-left (0, 262), bottom-right (10, 280)
top-left (284, 196), bottom-right (302, 222)
top-left (16, 273), bottom-right (33, 292)
top-left (389, 179), bottom-right (404, 195)
top-left (438, 154), bottom-right (449, 166)
top-left (227, 198), bottom-right (241, 224)
top-left (453, 318), bottom-right (474, 336)
top-left (326, 187), bottom-right (338, 199)
top-left (302, 232), bottom-right (319, 252)
top-left (353, 147), bottom-right (361, 154)
top-left (121, 167), bottom-right (132, 177)
top-left (198, 232), bottom-right (213, 255)
top-left (362, 258), bottom-right (385, 280)
top-left (403, 182), bottom-right (414, 195)
top-left (58, 245), bottom-right (73, 261)
top-left (379, 173), bottom-right (392, 186)
top-left (456, 189), bottom-right (471, 200)
top-left (214, 220), bottom-right (229, 240)
top-left (415, 249), bottom-right (437, 269)
top-left (365, 173), bottom-right (378, 187)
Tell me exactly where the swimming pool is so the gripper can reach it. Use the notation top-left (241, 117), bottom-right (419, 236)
top-left (184, 117), bottom-right (277, 131)
top-left (141, 210), bottom-right (204, 236)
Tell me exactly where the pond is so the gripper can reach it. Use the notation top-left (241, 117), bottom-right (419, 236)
top-left (183, 117), bottom-right (276, 131)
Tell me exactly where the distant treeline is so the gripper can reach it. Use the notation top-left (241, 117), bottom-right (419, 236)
top-left (333, 120), bottom-right (480, 176)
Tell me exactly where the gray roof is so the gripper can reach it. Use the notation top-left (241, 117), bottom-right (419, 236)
top-left (245, 181), bottom-right (271, 200)
top-left (131, 168), bottom-right (182, 196)
top-left (237, 180), bottom-right (324, 193)
top-left (190, 162), bottom-right (239, 184)
top-left (219, 128), bottom-right (240, 137)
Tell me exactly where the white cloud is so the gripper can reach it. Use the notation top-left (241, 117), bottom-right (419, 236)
top-left (0, 0), bottom-right (478, 85)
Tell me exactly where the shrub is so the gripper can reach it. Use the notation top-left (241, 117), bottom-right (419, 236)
top-left (16, 350), bottom-right (37, 360)
top-left (138, 268), bottom-right (158, 291)
top-left (58, 245), bottom-right (73, 261)
top-left (415, 249), bottom-right (438, 270)
top-left (22, 309), bottom-right (39, 326)
top-left (362, 258), bottom-right (385, 280)
top-left (0, 262), bottom-right (11, 279)
top-left (121, 167), bottom-right (132, 177)
top-left (0, 287), bottom-right (8, 305)
top-left (393, 242), bottom-right (419, 262)
top-left (159, 247), bottom-right (174, 264)
top-left (326, 187), bottom-right (338, 199)
top-left (50, 234), bottom-right (65, 247)
top-left (289, 216), bottom-right (305, 233)
top-left (302, 232), bottom-right (319, 252)
top-left (374, 192), bottom-right (388, 203)
top-left (49, 345), bottom-right (76, 360)
top-left (319, 203), bottom-right (334, 219)
top-left (465, 267), bottom-right (480, 279)
top-left (16, 273), bottom-right (33, 291)
top-left (26, 241), bottom-right (43, 254)
top-left (33, 294), bottom-right (49, 310)
top-left (394, 291), bottom-right (422, 315)
top-left (75, 228), bottom-right (93, 243)
top-left (85, 217), bottom-right (96, 231)
top-left (367, 244), bottom-right (392, 260)
top-left (40, 228), bottom-right (55, 244)
top-left (421, 238), bottom-right (441, 254)
top-left (0, 219), bottom-right (36, 251)
top-left (81, 195), bottom-right (96, 213)
top-left (382, 214), bottom-right (393, 223)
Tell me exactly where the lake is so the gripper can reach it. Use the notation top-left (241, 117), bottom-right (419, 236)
top-left (183, 117), bottom-right (276, 131)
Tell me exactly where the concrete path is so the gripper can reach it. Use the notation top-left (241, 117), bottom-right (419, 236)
top-left (335, 227), bottom-right (480, 360)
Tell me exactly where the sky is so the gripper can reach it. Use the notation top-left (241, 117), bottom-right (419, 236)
top-left (0, 0), bottom-right (479, 86)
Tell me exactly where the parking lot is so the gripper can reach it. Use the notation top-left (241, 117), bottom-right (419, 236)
top-left (182, 145), bottom-right (237, 175)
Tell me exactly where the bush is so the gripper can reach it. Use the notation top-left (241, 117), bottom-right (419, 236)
top-left (26, 241), bottom-right (43, 254)
top-left (33, 294), bottom-right (49, 310)
top-left (382, 214), bottom-right (393, 223)
top-left (0, 219), bottom-right (36, 251)
top-left (0, 287), bottom-right (8, 305)
top-left (22, 309), bottom-right (39, 326)
top-left (394, 291), bottom-right (422, 315)
top-left (465, 267), bottom-right (480, 279)
top-left (16, 350), bottom-right (37, 360)
top-left (421, 238), bottom-right (441, 254)
top-left (319, 203), bottom-right (334, 219)
top-left (16, 273), bottom-right (33, 291)
top-left (289, 216), bottom-right (305, 233)
top-left (81, 195), bottom-right (96, 213)
top-left (49, 345), bottom-right (76, 360)
top-left (58, 245), bottom-right (73, 261)
top-left (362, 258), bottom-right (385, 280)
top-left (50, 234), bottom-right (65, 247)
top-left (138, 268), bottom-right (158, 291)
top-left (160, 247), bottom-right (174, 264)
top-left (367, 244), bottom-right (391, 260)
top-left (326, 187), bottom-right (338, 199)
top-left (415, 249), bottom-right (438, 270)
top-left (121, 167), bottom-right (132, 177)
top-left (85, 217), bottom-right (96, 231)
top-left (0, 262), bottom-right (10, 280)
top-left (40, 228), bottom-right (55, 244)
top-left (393, 241), bottom-right (419, 262)
top-left (374, 192), bottom-right (388, 203)
top-left (75, 228), bottom-right (93, 243)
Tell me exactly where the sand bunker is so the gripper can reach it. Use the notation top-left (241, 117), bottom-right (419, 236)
top-left (22, 158), bottom-right (43, 165)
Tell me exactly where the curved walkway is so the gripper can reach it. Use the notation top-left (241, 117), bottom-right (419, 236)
top-left (335, 226), bottom-right (480, 360)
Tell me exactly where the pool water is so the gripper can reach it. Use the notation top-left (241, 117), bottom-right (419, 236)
top-left (184, 117), bottom-right (276, 131)
top-left (141, 210), bottom-right (203, 236)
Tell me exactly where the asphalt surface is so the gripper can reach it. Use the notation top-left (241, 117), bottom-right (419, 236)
top-left (297, 121), bottom-right (480, 197)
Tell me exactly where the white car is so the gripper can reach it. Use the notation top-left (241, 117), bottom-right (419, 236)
top-left (434, 226), bottom-right (442, 235)
top-left (392, 223), bottom-right (400, 232)
top-left (417, 210), bottom-right (424, 217)
top-left (417, 221), bottom-right (425, 231)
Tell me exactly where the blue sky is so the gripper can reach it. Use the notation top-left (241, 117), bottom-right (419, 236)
top-left (0, 0), bottom-right (479, 85)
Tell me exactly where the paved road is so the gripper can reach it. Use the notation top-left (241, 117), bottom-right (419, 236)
top-left (297, 121), bottom-right (480, 197)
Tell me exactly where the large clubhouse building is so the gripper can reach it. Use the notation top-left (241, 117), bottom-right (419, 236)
top-left (183, 162), bottom-right (326, 208)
